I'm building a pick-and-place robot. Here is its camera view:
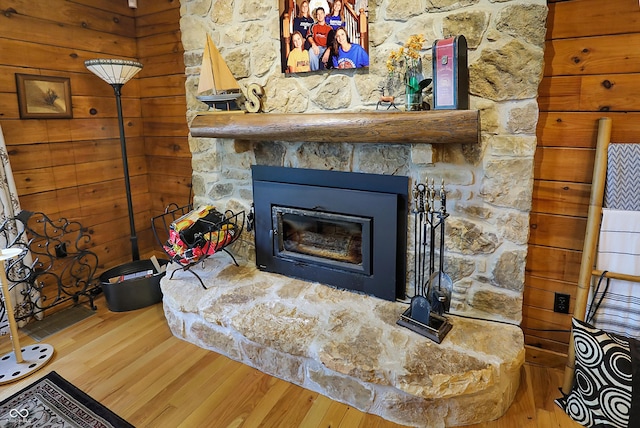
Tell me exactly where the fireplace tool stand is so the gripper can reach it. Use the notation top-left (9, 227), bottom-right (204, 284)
top-left (397, 179), bottom-right (453, 343)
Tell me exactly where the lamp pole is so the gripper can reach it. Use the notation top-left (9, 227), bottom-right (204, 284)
top-left (112, 83), bottom-right (139, 261)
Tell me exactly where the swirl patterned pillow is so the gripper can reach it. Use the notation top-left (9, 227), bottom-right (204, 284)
top-left (555, 318), bottom-right (640, 427)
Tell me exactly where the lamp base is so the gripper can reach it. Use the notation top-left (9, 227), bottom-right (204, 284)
top-left (0, 343), bottom-right (54, 385)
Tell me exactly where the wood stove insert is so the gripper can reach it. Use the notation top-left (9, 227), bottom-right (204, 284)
top-left (252, 166), bottom-right (408, 301)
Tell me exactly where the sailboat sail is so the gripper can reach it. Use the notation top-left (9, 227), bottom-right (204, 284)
top-left (197, 34), bottom-right (241, 95)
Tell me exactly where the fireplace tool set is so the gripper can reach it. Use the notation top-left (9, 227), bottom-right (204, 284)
top-left (397, 179), bottom-right (453, 343)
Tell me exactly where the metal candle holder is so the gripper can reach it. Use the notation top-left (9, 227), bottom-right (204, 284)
top-left (397, 178), bottom-right (453, 343)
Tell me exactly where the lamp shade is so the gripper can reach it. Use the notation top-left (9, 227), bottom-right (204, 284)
top-left (84, 59), bottom-right (143, 85)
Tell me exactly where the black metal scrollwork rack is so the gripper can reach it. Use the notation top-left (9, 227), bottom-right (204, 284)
top-left (0, 211), bottom-right (100, 331)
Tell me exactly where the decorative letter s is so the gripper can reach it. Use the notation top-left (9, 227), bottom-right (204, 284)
top-left (245, 83), bottom-right (265, 113)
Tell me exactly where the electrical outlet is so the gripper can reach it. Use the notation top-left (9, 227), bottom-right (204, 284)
top-left (554, 293), bottom-right (570, 314)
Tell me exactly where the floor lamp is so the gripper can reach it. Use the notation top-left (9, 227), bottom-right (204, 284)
top-left (85, 59), bottom-right (143, 261)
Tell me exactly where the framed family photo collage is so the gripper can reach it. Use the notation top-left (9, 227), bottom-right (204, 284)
top-left (279, 0), bottom-right (369, 75)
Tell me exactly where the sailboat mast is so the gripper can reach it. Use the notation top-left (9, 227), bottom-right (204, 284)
top-left (197, 35), bottom-right (217, 95)
top-left (208, 38), bottom-right (219, 95)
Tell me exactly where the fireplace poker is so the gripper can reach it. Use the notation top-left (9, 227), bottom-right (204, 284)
top-left (413, 183), bottom-right (428, 297)
top-left (410, 182), bottom-right (431, 325)
top-left (428, 179), bottom-right (436, 282)
top-left (428, 180), bottom-right (451, 315)
top-left (440, 179), bottom-right (447, 214)
top-left (413, 185), bottom-right (421, 298)
top-left (438, 179), bottom-right (448, 292)
top-left (421, 184), bottom-right (429, 298)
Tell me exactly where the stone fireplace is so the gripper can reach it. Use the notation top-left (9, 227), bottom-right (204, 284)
top-left (163, 112), bottom-right (527, 426)
top-left (181, 0), bottom-right (548, 324)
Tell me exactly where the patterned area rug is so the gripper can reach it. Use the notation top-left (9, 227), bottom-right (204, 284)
top-left (0, 371), bottom-right (133, 427)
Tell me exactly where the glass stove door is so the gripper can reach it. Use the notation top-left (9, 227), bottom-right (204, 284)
top-left (272, 206), bottom-right (371, 275)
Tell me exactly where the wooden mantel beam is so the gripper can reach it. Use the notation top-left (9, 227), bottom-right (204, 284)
top-left (190, 110), bottom-right (480, 145)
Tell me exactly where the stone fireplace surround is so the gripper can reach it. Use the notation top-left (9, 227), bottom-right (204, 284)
top-left (189, 108), bottom-right (528, 324)
top-left (182, 0), bottom-right (548, 328)
top-left (161, 111), bottom-right (526, 426)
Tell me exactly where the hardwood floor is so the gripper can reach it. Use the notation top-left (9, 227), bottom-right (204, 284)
top-left (0, 296), bottom-right (581, 427)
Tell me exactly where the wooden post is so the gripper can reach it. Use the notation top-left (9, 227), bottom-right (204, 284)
top-left (561, 117), bottom-right (612, 395)
top-left (0, 253), bottom-right (22, 363)
top-left (359, 11), bottom-right (368, 51)
top-left (283, 12), bottom-right (291, 60)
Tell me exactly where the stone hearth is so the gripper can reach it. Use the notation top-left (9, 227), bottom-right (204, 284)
top-left (162, 256), bottom-right (525, 428)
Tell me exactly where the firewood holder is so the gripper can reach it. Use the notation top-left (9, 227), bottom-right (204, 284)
top-left (151, 204), bottom-right (245, 289)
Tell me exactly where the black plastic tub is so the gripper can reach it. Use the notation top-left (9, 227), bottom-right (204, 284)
top-left (99, 259), bottom-right (169, 312)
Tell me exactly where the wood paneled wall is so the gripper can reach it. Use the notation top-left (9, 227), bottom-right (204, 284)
top-left (0, 0), bottom-right (189, 273)
top-left (136, 0), bottom-right (191, 215)
top-left (525, 0), bottom-right (640, 357)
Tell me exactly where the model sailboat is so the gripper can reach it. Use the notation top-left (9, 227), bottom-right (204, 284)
top-left (197, 34), bottom-right (244, 111)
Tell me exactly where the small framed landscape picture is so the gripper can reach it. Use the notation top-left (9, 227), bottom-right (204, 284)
top-left (279, 0), bottom-right (369, 74)
top-left (16, 74), bottom-right (73, 119)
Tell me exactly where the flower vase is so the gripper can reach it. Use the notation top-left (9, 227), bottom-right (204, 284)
top-left (405, 70), bottom-right (422, 111)
top-left (405, 89), bottom-right (422, 111)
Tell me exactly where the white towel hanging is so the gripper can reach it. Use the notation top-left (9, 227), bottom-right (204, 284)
top-left (591, 208), bottom-right (640, 339)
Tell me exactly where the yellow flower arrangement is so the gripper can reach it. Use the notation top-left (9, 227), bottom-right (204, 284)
top-left (386, 34), bottom-right (427, 94)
